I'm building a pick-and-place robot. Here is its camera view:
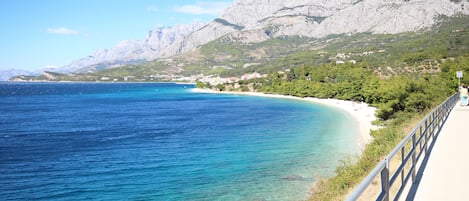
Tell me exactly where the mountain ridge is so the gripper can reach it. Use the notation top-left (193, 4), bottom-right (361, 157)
top-left (55, 23), bottom-right (205, 74)
top-left (74, 0), bottom-right (468, 73)
top-left (12, 14), bottom-right (469, 82)
top-left (3, 0), bottom-right (468, 81)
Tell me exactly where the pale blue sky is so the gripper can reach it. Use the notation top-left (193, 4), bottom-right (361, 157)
top-left (0, 0), bottom-right (233, 71)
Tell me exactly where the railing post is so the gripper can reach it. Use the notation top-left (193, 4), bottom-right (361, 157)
top-left (432, 113), bottom-right (436, 136)
top-left (401, 147), bottom-right (405, 185)
top-left (419, 126), bottom-right (423, 150)
top-left (424, 119), bottom-right (429, 154)
top-left (440, 106), bottom-right (445, 127)
top-left (381, 158), bottom-right (390, 201)
top-left (411, 134), bottom-right (417, 183)
top-left (430, 112), bottom-right (435, 137)
top-left (433, 112), bottom-right (438, 138)
top-left (437, 107), bottom-right (440, 130)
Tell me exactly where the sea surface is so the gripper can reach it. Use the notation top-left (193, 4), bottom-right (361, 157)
top-left (0, 82), bottom-right (360, 201)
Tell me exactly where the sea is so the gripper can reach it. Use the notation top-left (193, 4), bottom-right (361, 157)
top-left (0, 82), bottom-right (360, 201)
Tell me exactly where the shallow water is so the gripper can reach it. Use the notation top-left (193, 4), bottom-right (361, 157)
top-left (0, 82), bottom-right (359, 200)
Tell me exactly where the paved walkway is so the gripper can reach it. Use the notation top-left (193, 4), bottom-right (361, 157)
top-left (408, 101), bottom-right (469, 201)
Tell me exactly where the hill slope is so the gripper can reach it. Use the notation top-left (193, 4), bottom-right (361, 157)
top-left (23, 0), bottom-right (469, 76)
top-left (13, 15), bottom-right (469, 82)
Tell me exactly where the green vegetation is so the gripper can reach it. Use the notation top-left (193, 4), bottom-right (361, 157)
top-left (197, 36), bottom-right (318, 77)
top-left (216, 57), bottom-right (468, 201)
top-left (307, 59), bottom-right (469, 201)
top-left (214, 18), bottom-right (245, 30)
top-left (12, 16), bottom-right (469, 83)
top-left (9, 14), bottom-right (469, 201)
top-left (195, 81), bottom-right (207, 88)
top-left (207, 16), bottom-right (469, 201)
top-left (260, 64), bottom-right (451, 119)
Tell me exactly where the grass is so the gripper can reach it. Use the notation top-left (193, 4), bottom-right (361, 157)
top-left (308, 104), bottom-right (444, 200)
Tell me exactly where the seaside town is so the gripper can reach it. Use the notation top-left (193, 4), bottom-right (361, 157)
top-left (11, 71), bottom-right (267, 86)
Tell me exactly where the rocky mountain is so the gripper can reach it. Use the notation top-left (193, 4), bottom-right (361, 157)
top-left (55, 23), bottom-right (205, 73)
top-left (175, 0), bottom-right (468, 48)
top-left (54, 0), bottom-right (468, 74)
top-left (0, 69), bottom-right (36, 81)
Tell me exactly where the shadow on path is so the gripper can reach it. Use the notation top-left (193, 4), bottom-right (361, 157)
top-left (405, 107), bottom-right (455, 201)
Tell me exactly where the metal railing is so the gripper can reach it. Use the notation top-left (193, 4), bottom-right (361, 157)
top-left (345, 93), bottom-right (459, 201)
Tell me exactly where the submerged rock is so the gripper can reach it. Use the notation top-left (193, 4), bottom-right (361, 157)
top-left (282, 175), bottom-right (304, 181)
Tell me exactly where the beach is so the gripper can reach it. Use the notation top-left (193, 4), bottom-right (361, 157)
top-left (192, 88), bottom-right (378, 150)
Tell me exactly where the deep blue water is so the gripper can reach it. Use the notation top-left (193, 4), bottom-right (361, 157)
top-left (0, 82), bottom-right (359, 201)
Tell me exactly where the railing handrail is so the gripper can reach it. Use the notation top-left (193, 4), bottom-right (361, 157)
top-left (345, 92), bottom-right (459, 201)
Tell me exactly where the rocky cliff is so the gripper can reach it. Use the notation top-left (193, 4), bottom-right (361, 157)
top-left (57, 23), bottom-right (205, 73)
top-left (0, 69), bottom-right (35, 81)
top-left (60, 0), bottom-right (469, 73)
top-left (189, 0), bottom-right (469, 44)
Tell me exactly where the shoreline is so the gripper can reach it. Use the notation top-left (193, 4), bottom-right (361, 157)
top-left (192, 88), bottom-right (378, 150)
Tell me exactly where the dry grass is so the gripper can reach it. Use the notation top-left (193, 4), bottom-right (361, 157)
top-left (308, 114), bottom-right (425, 201)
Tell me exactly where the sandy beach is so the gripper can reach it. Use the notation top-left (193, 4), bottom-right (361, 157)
top-left (192, 88), bottom-right (378, 150)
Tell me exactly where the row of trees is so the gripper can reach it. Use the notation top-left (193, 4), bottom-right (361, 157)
top-left (231, 58), bottom-right (467, 121)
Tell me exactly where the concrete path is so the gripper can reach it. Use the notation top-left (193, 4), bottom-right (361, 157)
top-left (409, 102), bottom-right (469, 201)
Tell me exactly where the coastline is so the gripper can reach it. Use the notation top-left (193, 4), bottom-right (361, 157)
top-left (192, 88), bottom-right (378, 150)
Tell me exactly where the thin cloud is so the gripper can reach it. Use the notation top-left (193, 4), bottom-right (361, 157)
top-left (146, 5), bottom-right (159, 12)
top-left (47, 27), bottom-right (80, 35)
top-left (39, 65), bottom-right (58, 69)
top-left (174, 1), bottom-right (232, 15)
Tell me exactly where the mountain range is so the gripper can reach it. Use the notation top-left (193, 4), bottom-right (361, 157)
top-left (3, 0), bottom-right (468, 81)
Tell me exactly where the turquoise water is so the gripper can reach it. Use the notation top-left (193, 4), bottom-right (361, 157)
top-left (0, 82), bottom-right (360, 200)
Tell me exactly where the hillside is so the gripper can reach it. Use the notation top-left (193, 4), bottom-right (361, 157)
top-left (206, 15), bottom-right (468, 200)
top-left (12, 15), bottom-right (469, 83)
top-left (5, 0), bottom-right (467, 80)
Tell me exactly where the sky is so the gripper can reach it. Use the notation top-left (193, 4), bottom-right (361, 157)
top-left (0, 0), bottom-right (234, 71)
